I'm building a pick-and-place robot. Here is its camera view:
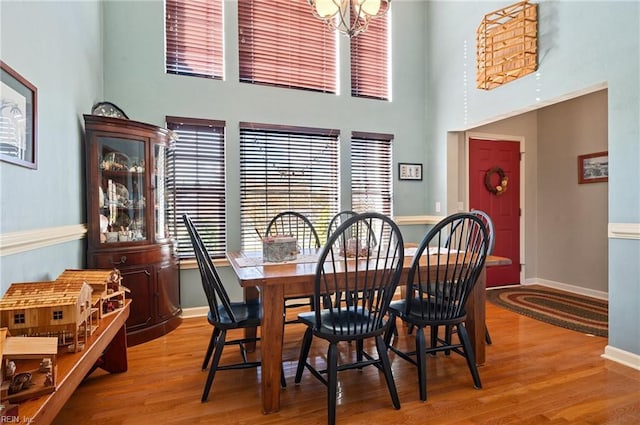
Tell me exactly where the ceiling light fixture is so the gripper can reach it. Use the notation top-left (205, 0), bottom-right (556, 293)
top-left (308, 0), bottom-right (391, 37)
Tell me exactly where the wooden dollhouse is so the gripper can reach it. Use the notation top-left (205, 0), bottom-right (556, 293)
top-left (1, 328), bottom-right (58, 404)
top-left (0, 280), bottom-right (93, 353)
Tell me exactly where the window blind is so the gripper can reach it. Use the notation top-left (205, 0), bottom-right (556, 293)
top-left (240, 123), bottom-right (339, 250)
top-left (238, 0), bottom-right (337, 93)
top-left (351, 132), bottom-right (393, 216)
top-left (165, 0), bottom-right (224, 79)
top-left (350, 13), bottom-right (390, 100)
top-left (166, 116), bottom-right (226, 259)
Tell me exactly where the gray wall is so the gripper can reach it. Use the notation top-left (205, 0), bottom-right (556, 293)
top-left (537, 90), bottom-right (608, 292)
top-left (467, 90), bottom-right (608, 294)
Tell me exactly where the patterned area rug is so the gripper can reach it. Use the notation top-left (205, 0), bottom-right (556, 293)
top-left (487, 285), bottom-right (608, 337)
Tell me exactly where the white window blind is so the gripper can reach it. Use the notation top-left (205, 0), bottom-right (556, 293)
top-left (350, 13), bottom-right (390, 100)
top-left (351, 132), bottom-right (393, 215)
top-left (166, 116), bottom-right (226, 259)
top-left (165, 0), bottom-right (224, 79)
top-left (240, 123), bottom-right (339, 250)
top-left (238, 0), bottom-right (337, 93)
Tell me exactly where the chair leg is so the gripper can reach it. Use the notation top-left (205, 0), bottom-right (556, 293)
top-left (356, 339), bottom-right (364, 364)
top-left (202, 329), bottom-right (226, 402)
top-left (416, 326), bottom-right (428, 401)
top-left (202, 327), bottom-right (220, 371)
top-left (384, 315), bottom-right (396, 346)
top-left (456, 324), bottom-right (482, 389)
top-left (294, 327), bottom-right (313, 383)
top-left (375, 335), bottom-right (400, 409)
top-left (327, 342), bottom-right (338, 425)
top-left (485, 325), bottom-right (492, 345)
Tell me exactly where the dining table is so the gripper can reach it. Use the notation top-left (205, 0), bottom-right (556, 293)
top-left (227, 248), bottom-right (511, 414)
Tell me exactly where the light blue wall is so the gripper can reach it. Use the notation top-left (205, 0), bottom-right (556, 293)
top-left (0, 1), bottom-right (103, 291)
top-left (99, 1), bottom-right (429, 304)
top-left (424, 1), bottom-right (639, 356)
top-left (1, 0), bottom-right (638, 359)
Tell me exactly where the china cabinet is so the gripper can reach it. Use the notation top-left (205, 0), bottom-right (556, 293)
top-left (83, 114), bottom-right (181, 346)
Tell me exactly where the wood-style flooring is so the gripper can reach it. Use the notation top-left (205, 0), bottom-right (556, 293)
top-left (53, 301), bottom-right (640, 424)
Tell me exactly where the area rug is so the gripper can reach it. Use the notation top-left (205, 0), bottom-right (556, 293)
top-left (487, 285), bottom-right (608, 337)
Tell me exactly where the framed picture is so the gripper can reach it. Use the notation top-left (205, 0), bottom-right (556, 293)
top-left (1, 61), bottom-right (38, 169)
top-left (399, 162), bottom-right (422, 181)
top-left (578, 151), bottom-right (608, 184)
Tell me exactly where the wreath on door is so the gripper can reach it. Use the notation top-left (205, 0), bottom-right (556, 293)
top-left (484, 167), bottom-right (509, 195)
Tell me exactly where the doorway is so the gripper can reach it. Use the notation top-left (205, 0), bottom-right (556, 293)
top-left (468, 138), bottom-right (520, 287)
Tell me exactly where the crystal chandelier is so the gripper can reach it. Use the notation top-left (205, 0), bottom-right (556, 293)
top-left (308, 0), bottom-right (391, 37)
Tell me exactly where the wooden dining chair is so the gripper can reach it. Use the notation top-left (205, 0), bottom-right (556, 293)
top-left (265, 211), bottom-right (321, 323)
top-left (294, 212), bottom-right (404, 425)
top-left (183, 214), bottom-right (283, 402)
top-left (384, 212), bottom-right (489, 401)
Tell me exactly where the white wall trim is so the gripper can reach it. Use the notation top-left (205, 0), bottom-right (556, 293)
top-left (0, 224), bottom-right (87, 257)
top-left (522, 278), bottom-right (608, 300)
top-left (181, 306), bottom-right (209, 318)
top-left (602, 346), bottom-right (640, 371)
top-left (393, 215), bottom-right (444, 226)
top-left (608, 223), bottom-right (640, 240)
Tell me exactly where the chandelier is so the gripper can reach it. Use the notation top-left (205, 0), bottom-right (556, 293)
top-left (308, 0), bottom-right (391, 37)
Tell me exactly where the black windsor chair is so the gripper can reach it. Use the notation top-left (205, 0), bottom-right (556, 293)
top-left (265, 211), bottom-right (322, 323)
top-left (294, 212), bottom-right (404, 425)
top-left (183, 214), bottom-right (283, 402)
top-left (384, 212), bottom-right (489, 401)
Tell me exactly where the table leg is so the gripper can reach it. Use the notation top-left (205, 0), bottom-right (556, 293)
top-left (244, 287), bottom-right (260, 352)
top-left (466, 266), bottom-right (487, 366)
top-left (260, 284), bottom-right (285, 414)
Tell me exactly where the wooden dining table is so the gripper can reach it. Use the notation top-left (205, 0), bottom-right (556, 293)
top-left (227, 249), bottom-right (511, 414)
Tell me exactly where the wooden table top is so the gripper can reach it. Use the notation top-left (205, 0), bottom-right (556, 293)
top-left (227, 250), bottom-right (512, 286)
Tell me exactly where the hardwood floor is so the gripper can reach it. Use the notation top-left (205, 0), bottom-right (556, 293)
top-left (54, 302), bottom-right (640, 424)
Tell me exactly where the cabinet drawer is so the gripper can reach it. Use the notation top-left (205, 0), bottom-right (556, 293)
top-left (91, 248), bottom-right (162, 268)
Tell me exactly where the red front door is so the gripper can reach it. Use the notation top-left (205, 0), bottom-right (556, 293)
top-left (469, 138), bottom-right (520, 287)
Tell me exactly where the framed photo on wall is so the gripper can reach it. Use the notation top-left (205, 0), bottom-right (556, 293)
top-left (578, 151), bottom-right (608, 184)
top-left (1, 60), bottom-right (38, 169)
top-left (399, 163), bottom-right (423, 181)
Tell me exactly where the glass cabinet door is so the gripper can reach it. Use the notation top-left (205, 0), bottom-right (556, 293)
top-left (98, 137), bottom-right (146, 243)
top-left (154, 143), bottom-right (168, 241)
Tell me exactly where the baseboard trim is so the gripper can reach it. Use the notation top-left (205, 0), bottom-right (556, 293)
top-left (602, 345), bottom-right (640, 371)
top-left (181, 306), bottom-right (209, 319)
top-left (522, 278), bottom-right (608, 300)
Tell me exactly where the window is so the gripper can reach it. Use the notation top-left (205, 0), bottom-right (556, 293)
top-left (238, 0), bottom-right (337, 93)
top-left (13, 313), bottom-right (25, 324)
top-left (351, 132), bottom-right (393, 215)
top-left (240, 123), bottom-right (339, 250)
top-left (165, 0), bottom-right (224, 79)
top-left (53, 310), bottom-right (63, 320)
top-left (351, 12), bottom-right (390, 100)
top-left (167, 116), bottom-right (226, 259)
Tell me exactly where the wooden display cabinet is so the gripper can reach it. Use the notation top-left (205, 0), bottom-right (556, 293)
top-left (83, 114), bottom-right (181, 346)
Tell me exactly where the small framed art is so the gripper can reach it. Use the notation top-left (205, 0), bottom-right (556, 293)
top-left (1, 61), bottom-right (37, 169)
top-left (399, 163), bottom-right (422, 181)
top-left (578, 151), bottom-right (608, 184)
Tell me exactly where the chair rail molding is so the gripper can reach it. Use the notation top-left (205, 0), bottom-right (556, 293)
top-left (608, 223), bottom-right (640, 240)
top-left (0, 224), bottom-right (87, 256)
top-left (393, 215), bottom-right (445, 226)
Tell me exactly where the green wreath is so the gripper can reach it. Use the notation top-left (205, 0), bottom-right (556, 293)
top-left (484, 167), bottom-right (509, 196)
